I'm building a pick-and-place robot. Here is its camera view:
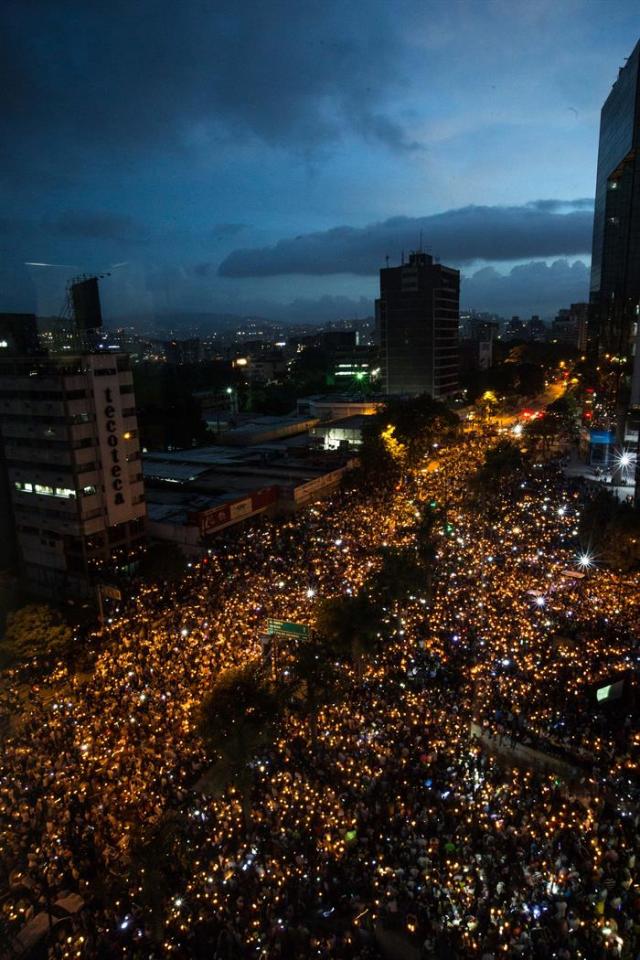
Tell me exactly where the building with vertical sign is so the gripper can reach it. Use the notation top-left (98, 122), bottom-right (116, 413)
top-left (0, 352), bottom-right (146, 597)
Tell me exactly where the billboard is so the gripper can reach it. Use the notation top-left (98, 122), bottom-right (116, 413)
top-left (71, 278), bottom-right (102, 330)
top-left (589, 429), bottom-right (615, 445)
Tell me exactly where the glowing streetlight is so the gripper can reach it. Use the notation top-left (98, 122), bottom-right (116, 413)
top-left (613, 447), bottom-right (636, 477)
top-left (577, 552), bottom-right (594, 570)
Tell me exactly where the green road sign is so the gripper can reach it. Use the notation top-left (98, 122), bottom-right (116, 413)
top-left (266, 619), bottom-right (310, 639)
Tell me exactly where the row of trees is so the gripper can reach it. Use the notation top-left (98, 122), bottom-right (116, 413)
top-left (473, 439), bottom-right (640, 573)
top-left (471, 439), bottom-right (525, 497)
top-left (193, 394), bottom-right (454, 836)
top-left (579, 490), bottom-right (640, 573)
top-left (462, 341), bottom-right (579, 405)
top-left (196, 513), bottom-right (441, 811)
top-left (523, 394), bottom-right (580, 457)
top-left (353, 394), bottom-right (460, 491)
top-left (0, 604), bottom-right (74, 667)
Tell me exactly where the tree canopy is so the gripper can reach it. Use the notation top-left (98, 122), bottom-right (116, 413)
top-left (199, 662), bottom-right (279, 758)
top-left (472, 440), bottom-right (525, 494)
top-left (1, 604), bottom-right (74, 663)
top-left (137, 541), bottom-right (187, 583)
top-left (579, 491), bottom-right (640, 572)
top-left (314, 590), bottom-right (381, 680)
top-left (354, 394), bottom-right (459, 489)
top-left (368, 547), bottom-right (427, 606)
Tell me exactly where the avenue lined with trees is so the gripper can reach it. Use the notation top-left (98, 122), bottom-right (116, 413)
top-left (1, 387), bottom-right (640, 959)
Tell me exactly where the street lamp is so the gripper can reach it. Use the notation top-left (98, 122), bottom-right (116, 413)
top-left (613, 447), bottom-right (636, 484)
top-left (577, 551), bottom-right (594, 570)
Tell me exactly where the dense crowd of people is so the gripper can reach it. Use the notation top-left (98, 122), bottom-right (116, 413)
top-left (1, 425), bottom-right (639, 959)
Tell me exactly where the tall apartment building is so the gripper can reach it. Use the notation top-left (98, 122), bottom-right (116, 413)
top-left (589, 40), bottom-right (640, 389)
top-left (0, 352), bottom-right (146, 598)
top-left (552, 303), bottom-right (588, 351)
top-left (376, 252), bottom-right (459, 397)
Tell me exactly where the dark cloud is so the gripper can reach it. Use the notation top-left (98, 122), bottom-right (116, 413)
top-left (193, 262), bottom-right (216, 277)
top-left (526, 198), bottom-right (594, 212)
top-left (217, 201), bottom-right (594, 277)
top-left (463, 259), bottom-right (589, 317)
top-left (105, 258), bottom-right (587, 324)
top-left (1, 0), bottom-right (412, 188)
top-left (45, 211), bottom-right (143, 241)
top-left (209, 223), bottom-right (248, 240)
top-left (262, 294), bottom-right (374, 324)
top-left (253, 260), bottom-right (589, 322)
top-left (255, 260), bottom-right (589, 322)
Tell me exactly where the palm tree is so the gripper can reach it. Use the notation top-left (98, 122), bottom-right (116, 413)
top-left (314, 591), bottom-right (380, 681)
top-left (198, 661), bottom-right (280, 826)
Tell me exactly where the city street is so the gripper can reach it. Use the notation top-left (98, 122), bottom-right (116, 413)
top-left (1, 426), bottom-right (639, 959)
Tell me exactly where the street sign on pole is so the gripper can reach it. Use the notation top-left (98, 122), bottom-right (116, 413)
top-left (266, 619), bottom-right (310, 639)
top-left (101, 585), bottom-right (122, 601)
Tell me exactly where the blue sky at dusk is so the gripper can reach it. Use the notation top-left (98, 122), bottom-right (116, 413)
top-left (1, 0), bottom-right (639, 323)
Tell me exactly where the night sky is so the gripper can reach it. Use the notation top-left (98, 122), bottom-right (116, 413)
top-left (2, 0), bottom-right (639, 324)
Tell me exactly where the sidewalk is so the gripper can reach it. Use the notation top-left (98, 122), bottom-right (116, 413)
top-left (561, 449), bottom-right (635, 503)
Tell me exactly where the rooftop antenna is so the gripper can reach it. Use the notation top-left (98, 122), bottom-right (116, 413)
top-left (401, 249), bottom-right (405, 265)
top-left (385, 254), bottom-right (390, 267)
top-left (419, 229), bottom-right (423, 252)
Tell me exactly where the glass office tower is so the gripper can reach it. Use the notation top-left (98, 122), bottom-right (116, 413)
top-left (590, 40), bottom-right (640, 367)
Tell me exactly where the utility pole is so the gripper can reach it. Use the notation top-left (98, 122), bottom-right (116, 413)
top-left (96, 583), bottom-right (105, 632)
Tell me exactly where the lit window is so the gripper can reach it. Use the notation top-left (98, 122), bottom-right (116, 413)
top-left (14, 481), bottom-right (33, 493)
top-left (34, 484), bottom-right (54, 496)
top-left (82, 485), bottom-right (97, 496)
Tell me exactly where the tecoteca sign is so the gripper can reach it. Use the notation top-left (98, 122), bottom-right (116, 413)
top-left (104, 387), bottom-right (125, 507)
top-left (93, 368), bottom-right (132, 526)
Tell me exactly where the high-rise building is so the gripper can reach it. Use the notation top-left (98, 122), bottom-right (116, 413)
top-left (0, 277), bottom-right (148, 596)
top-left (589, 40), bottom-right (640, 376)
top-left (505, 316), bottom-right (525, 340)
top-left (376, 252), bottom-right (459, 397)
top-left (0, 352), bottom-right (146, 598)
top-left (526, 315), bottom-right (548, 343)
top-left (552, 303), bottom-right (588, 351)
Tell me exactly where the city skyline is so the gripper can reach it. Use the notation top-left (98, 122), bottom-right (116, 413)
top-left (1, 1), bottom-right (639, 322)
